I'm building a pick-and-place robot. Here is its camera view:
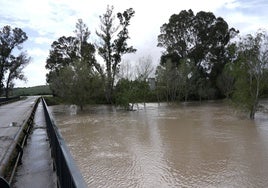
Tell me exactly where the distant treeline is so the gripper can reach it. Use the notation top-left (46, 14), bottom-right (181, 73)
top-left (11, 85), bottom-right (52, 96)
top-left (42, 6), bottom-right (268, 119)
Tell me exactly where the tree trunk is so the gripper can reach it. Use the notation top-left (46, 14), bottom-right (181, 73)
top-left (105, 78), bottom-right (112, 104)
top-left (5, 75), bottom-right (11, 98)
top-left (250, 101), bottom-right (258, 119)
top-left (5, 87), bottom-right (9, 98)
top-left (184, 88), bottom-right (188, 102)
top-left (80, 105), bottom-right (83, 111)
top-left (250, 78), bottom-right (260, 120)
top-left (105, 86), bottom-right (112, 104)
top-left (250, 107), bottom-right (255, 119)
top-left (0, 65), bottom-right (4, 95)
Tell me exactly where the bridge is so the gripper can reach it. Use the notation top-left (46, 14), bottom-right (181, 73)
top-left (0, 96), bottom-right (87, 188)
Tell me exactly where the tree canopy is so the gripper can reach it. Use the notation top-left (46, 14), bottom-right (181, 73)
top-left (229, 30), bottom-right (268, 119)
top-left (0, 25), bottom-right (30, 97)
top-left (46, 19), bottom-right (103, 109)
top-left (157, 9), bottom-right (238, 101)
top-left (43, 7), bottom-right (268, 117)
top-left (96, 6), bottom-right (136, 103)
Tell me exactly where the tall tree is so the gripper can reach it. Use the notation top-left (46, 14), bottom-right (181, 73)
top-left (0, 25), bottom-right (29, 96)
top-left (46, 36), bottom-right (78, 74)
top-left (46, 19), bottom-right (103, 108)
top-left (5, 53), bottom-right (30, 98)
top-left (158, 10), bottom-right (195, 60)
top-left (96, 5), bottom-right (136, 103)
top-left (74, 19), bottom-right (102, 73)
top-left (230, 30), bottom-right (268, 119)
top-left (157, 10), bottom-right (238, 100)
top-left (46, 19), bottom-right (100, 75)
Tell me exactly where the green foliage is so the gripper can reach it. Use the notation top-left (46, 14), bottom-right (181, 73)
top-left (49, 60), bottom-right (103, 109)
top-left (262, 71), bottom-right (268, 97)
top-left (46, 19), bottom-right (100, 78)
top-left (232, 71), bottom-right (252, 110)
top-left (96, 6), bottom-right (136, 103)
top-left (46, 19), bottom-right (104, 109)
top-left (46, 36), bottom-right (78, 73)
top-left (0, 25), bottom-right (30, 97)
top-left (43, 96), bottom-right (63, 106)
top-left (155, 59), bottom-right (179, 102)
top-left (157, 9), bottom-right (238, 101)
top-left (230, 30), bottom-right (268, 119)
top-left (216, 67), bottom-right (235, 99)
top-left (12, 85), bottom-right (52, 96)
top-left (115, 78), bottom-right (150, 109)
top-left (156, 57), bottom-right (206, 102)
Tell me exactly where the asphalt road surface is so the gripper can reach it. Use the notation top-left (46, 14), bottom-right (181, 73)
top-left (0, 96), bottom-right (38, 171)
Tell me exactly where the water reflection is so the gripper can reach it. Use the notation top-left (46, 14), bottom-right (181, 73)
top-left (50, 101), bottom-right (268, 187)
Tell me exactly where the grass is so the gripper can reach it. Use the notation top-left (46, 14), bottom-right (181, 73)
top-left (43, 96), bottom-right (63, 106)
top-left (11, 85), bottom-right (52, 96)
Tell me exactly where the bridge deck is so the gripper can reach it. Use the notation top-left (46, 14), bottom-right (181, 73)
top-left (11, 100), bottom-right (56, 187)
top-left (0, 97), bottom-right (38, 169)
top-left (0, 97), bottom-right (86, 188)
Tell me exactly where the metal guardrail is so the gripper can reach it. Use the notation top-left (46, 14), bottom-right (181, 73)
top-left (0, 96), bottom-right (21, 106)
top-left (41, 98), bottom-right (87, 188)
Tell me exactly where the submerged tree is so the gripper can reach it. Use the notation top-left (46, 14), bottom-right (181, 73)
top-left (115, 78), bottom-right (150, 110)
top-left (177, 58), bottom-right (196, 101)
top-left (230, 30), bottom-right (268, 119)
top-left (155, 58), bottom-right (180, 102)
top-left (96, 5), bottom-right (136, 103)
top-left (115, 56), bottom-right (154, 107)
top-left (157, 10), bottom-right (238, 100)
top-left (0, 25), bottom-right (30, 97)
top-left (48, 59), bottom-right (103, 110)
top-left (46, 19), bottom-right (103, 109)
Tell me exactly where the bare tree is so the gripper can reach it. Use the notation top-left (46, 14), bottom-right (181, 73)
top-left (117, 60), bottom-right (135, 80)
top-left (135, 55), bottom-right (154, 81)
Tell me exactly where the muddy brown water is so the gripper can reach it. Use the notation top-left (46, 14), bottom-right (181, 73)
top-left (50, 100), bottom-right (268, 187)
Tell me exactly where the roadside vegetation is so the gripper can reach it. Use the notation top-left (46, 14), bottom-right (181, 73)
top-left (0, 26), bottom-right (30, 98)
top-left (1, 6), bottom-right (268, 119)
top-left (12, 85), bottom-right (52, 96)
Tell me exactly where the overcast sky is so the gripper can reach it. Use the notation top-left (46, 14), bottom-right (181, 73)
top-left (1, 0), bottom-right (268, 87)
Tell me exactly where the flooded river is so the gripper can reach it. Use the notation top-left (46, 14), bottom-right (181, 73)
top-left (50, 100), bottom-right (268, 187)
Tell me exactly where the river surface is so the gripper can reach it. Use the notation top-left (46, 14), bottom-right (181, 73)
top-left (49, 100), bottom-right (268, 187)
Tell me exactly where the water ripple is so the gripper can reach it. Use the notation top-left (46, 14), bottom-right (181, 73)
top-left (50, 101), bottom-right (268, 188)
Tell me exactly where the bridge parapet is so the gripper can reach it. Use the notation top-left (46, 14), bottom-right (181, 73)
top-left (41, 98), bottom-right (87, 188)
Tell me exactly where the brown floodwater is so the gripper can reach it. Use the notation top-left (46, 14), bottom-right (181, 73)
top-left (49, 100), bottom-right (268, 188)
